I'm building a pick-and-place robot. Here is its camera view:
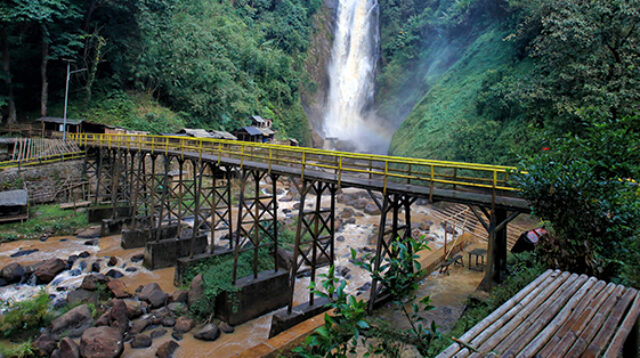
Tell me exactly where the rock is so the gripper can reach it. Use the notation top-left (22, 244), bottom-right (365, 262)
top-left (80, 326), bottom-right (123, 358)
top-left (40, 235), bottom-right (49, 242)
top-left (125, 267), bottom-right (137, 272)
top-left (106, 269), bottom-right (124, 279)
top-left (280, 195), bottom-right (293, 202)
top-left (193, 323), bottom-right (220, 341)
top-left (108, 256), bottom-right (118, 266)
top-left (76, 226), bottom-right (101, 238)
top-left (91, 262), bottom-right (101, 272)
top-left (109, 299), bottom-right (130, 333)
top-left (187, 274), bottom-right (204, 306)
top-left (167, 302), bottom-right (186, 314)
top-left (353, 198), bottom-right (368, 210)
top-left (171, 290), bottom-right (188, 303)
top-left (155, 340), bottom-right (179, 358)
top-left (66, 289), bottom-right (98, 306)
top-left (161, 317), bottom-right (176, 327)
top-left (130, 318), bottom-right (152, 334)
top-left (84, 240), bottom-right (98, 246)
top-left (139, 283), bottom-right (168, 308)
top-left (34, 334), bottom-right (57, 356)
top-left (1, 262), bottom-right (24, 283)
top-left (130, 254), bottom-right (144, 263)
top-left (219, 321), bottom-right (234, 334)
top-left (10, 248), bottom-right (39, 258)
top-left (150, 328), bottom-right (167, 339)
top-left (174, 316), bottom-right (195, 333)
top-left (340, 208), bottom-right (355, 219)
top-left (130, 334), bottom-right (152, 349)
top-left (171, 332), bottom-right (183, 341)
top-left (0, 278), bottom-right (7, 286)
top-left (123, 300), bottom-right (146, 319)
top-left (364, 203), bottom-right (380, 215)
top-left (78, 251), bottom-right (91, 258)
top-left (51, 304), bottom-right (93, 338)
top-left (95, 310), bottom-right (111, 326)
top-left (107, 279), bottom-right (130, 298)
top-left (80, 274), bottom-right (108, 291)
top-left (57, 337), bottom-right (80, 358)
top-left (336, 236), bottom-right (345, 242)
top-left (337, 266), bottom-right (351, 277)
top-left (35, 258), bottom-right (66, 284)
top-left (276, 247), bottom-right (293, 270)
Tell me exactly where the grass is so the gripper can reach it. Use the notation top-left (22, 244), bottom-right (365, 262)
top-left (0, 291), bottom-right (53, 341)
top-left (0, 342), bottom-right (36, 358)
top-left (0, 204), bottom-right (88, 242)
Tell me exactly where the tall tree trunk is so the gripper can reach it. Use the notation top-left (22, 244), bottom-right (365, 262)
top-left (41, 32), bottom-right (49, 118)
top-left (2, 29), bottom-right (17, 124)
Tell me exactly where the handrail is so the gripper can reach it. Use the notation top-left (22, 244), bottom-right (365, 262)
top-left (0, 151), bottom-right (86, 169)
top-left (70, 133), bottom-right (521, 198)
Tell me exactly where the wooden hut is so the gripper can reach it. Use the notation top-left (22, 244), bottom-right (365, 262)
top-left (37, 117), bottom-right (83, 138)
top-left (0, 189), bottom-right (29, 223)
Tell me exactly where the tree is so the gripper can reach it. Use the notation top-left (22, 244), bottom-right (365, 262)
top-left (513, 111), bottom-right (640, 285)
top-left (510, 0), bottom-right (640, 132)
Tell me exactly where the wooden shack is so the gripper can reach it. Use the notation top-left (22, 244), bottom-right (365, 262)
top-left (0, 189), bottom-right (29, 223)
top-left (37, 117), bottom-right (82, 138)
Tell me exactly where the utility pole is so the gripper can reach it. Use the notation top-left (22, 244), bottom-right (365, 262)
top-left (62, 59), bottom-right (86, 140)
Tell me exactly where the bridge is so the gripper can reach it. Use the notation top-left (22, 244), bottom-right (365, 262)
top-left (69, 132), bottom-right (530, 325)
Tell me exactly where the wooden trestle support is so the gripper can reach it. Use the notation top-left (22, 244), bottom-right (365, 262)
top-left (288, 179), bottom-right (337, 313)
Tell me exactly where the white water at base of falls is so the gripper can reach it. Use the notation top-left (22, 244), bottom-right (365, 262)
top-left (322, 0), bottom-right (391, 154)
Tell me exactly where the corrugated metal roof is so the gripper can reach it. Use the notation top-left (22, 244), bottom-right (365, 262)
top-left (241, 126), bottom-right (264, 136)
top-left (251, 115), bottom-right (266, 123)
top-left (36, 117), bottom-right (83, 125)
top-left (210, 130), bottom-right (237, 140)
top-left (179, 128), bottom-right (213, 138)
top-left (0, 190), bottom-right (28, 207)
top-left (260, 128), bottom-right (275, 136)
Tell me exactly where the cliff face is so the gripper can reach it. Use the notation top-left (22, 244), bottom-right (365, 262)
top-left (301, 0), bottom-right (335, 147)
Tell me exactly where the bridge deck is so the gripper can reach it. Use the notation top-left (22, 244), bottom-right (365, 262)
top-left (74, 133), bottom-right (530, 212)
top-left (437, 269), bottom-right (640, 357)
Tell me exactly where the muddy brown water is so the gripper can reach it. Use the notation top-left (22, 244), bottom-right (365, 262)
top-left (0, 185), bottom-right (496, 357)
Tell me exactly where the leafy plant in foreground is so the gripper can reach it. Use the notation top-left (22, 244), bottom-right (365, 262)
top-left (295, 236), bottom-right (439, 357)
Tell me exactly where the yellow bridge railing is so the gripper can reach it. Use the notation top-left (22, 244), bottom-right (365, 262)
top-left (71, 133), bottom-right (521, 201)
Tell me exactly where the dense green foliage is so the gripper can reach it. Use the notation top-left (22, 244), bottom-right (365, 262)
top-left (0, 291), bottom-right (52, 339)
top-left (384, 0), bottom-right (639, 164)
top-left (1, 0), bottom-right (320, 142)
top-left (513, 112), bottom-right (640, 286)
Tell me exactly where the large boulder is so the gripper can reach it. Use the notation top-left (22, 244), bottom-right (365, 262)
top-left (364, 203), bottom-right (380, 215)
top-left (35, 258), bottom-right (66, 284)
top-left (193, 323), bottom-right (220, 341)
top-left (109, 299), bottom-right (130, 334)
top-left (173, 316), bottom-right (195, 333)
top-left (34, 334), bottom-right (57, 356)
top-left (50, 304), bottom-right (93, 338)
top-left (80, 326), bottom-right (123, 358)
top-left (52, 337), bottom-right (80, 358)
top-left (80, 274), bottom-right (108, 291)
top-left (123, 299), bottom-right (147, 319)
top-left (187, 274), bottom-right (204, 306)
top-left (155, 340), bottom-right (179, 358)
top-left (276, 248), bottom-right (293, 270)
top-left (1, 262), bottom-right (24, 283)
top-left (107, 279), bottom-right (130, 298)
top-left (66, 288), bottom-right (98, 306)
top-left (130, 334), bottom-right (152, 349)
top-left (138, 283), bottom-right (168, 308)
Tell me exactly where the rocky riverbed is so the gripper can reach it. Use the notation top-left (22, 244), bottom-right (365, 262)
top-left (0, 180), bottom-right (468, 357)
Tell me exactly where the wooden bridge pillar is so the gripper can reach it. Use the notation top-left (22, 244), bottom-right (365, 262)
top-left (287, 179), bottom-right (337, 313)
top-left (368, 192), bottom-right (414, 312)
top-left (470, 206), bottom-right (520, 286)
top-left (232, 168), bottom-right (279, 284)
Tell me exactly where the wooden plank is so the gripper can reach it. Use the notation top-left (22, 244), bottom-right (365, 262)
top-left (521, 279), bottom-right (607, 356)
top-left (539, 282), bottom-right (618, 356)
top-left (603, 291), bottom-right (640, 357)
top-left (501, 275), bottom-right (596, 357)
top-left (582, 288), bottom-right (638, 357)
top-left (466, 272), bottom-right (577, 358)
top-left (436, 269), bottom-right (556, 358)
top-left (565, 284), bottom-right (627, 357)
top-left (60, 200), bottom-right (91, 210)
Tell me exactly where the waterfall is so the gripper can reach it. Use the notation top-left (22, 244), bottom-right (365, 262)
top-left (322, 0), bottom-right (389, 153)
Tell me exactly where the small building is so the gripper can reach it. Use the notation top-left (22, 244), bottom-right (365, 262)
top-left (0, 189), bottom-right (29, 223)
top-left (176, 128), bottom-right (237, 141)
top-left (233, 115), bottom-right (276, 143)
top-left (209, 130), bottom-right (237, 141)
top-left (0, 138), bottom-right (17, 161)
top-left (37, 117), bottom-right (82, 138)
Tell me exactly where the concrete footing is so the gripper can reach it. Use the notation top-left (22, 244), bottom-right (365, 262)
top-left (143, 235), bottom-right (208, 270)
top-left (269, 297), bottom-right (331, 338)
top-left (216, 270), bottom-right (289, 326)
top-left (87, 206), bottom-right (131, 223)
top-left (121, 225), bottom-right (179, 249)
top-left (100, 217), bottom-right (131, 237)
top-left (174, 249), bottom-right (233, 286)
